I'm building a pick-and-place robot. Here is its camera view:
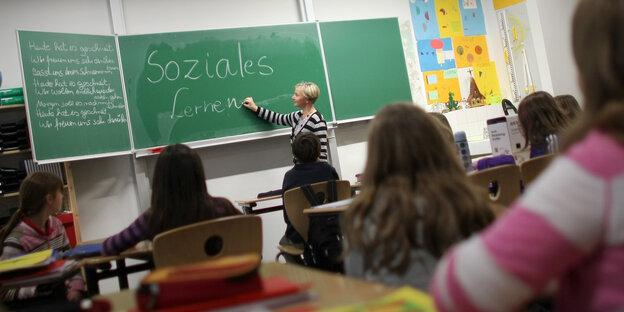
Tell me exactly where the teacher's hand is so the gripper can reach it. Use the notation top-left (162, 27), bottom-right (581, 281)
top-left (242, 97), bottom-right (258, 113)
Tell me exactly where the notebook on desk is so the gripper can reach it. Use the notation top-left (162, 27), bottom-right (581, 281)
top-left (62, 243), bottom-right (102, 259)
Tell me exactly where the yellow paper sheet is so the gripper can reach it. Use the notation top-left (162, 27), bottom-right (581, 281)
top-left (473, 61), bottom-right (502, 104)
top-left (453, 35), bottom-right (490, 68)
top-left (493, 0), bottom-right (525, 10)
top-left (436, 0), bottom-right (463, 38)
top-left (318, 286), bottom-right (437, 312)
top-left (423, 70), bottom-right (461, 105)
top-left (0, 249), bottom-right (54, 274)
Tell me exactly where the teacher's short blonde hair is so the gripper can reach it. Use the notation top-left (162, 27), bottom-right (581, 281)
top-left (295, 81), bottom-right (320, 103)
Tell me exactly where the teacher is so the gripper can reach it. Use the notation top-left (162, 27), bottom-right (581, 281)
top-left (243, 81), bottom-right (328, 161)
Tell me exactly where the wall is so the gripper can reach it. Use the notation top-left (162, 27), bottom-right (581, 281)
top-left (0, 0), bottom-right (580, 293)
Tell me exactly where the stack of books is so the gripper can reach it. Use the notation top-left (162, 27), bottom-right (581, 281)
top-left (0, 167), bottom-right (27, 195)
top-left (135, 254), bottom-right (311, 311)
top-left (0, 249), bottom-right (80, 289)
top-left (0, 118), bottom-right (29, 152)
top-left (0, 87), bottom-right (24, 106)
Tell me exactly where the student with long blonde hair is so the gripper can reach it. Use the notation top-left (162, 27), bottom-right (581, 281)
top-left (431, 0), bottom-right (624, 310)
top-left (342, 103), bottom-right (494, 290)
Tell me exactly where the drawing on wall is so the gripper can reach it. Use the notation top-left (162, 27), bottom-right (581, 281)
top-left (459, 0), bottom-right (486, 35)
top-left (453, 35), bottom-right (489, 68)
top-left (409, 0), bottom-right (440, 39)
top-left (417, 38), bottom-right (456, 71)
top-left (423, 69), bottom-right (461, 105)
top-left (436, 0), bottom-right (464, 38)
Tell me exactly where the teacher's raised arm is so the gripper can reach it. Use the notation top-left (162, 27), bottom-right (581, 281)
top-left (243, 82), bottom-right (328, 161)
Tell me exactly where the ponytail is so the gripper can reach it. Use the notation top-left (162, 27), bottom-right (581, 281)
top-left (0, 209), bottom-right (24, 256)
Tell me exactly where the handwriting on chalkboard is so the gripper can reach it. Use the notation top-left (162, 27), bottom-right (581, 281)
top-left (145, 42), bottom-right (275, 119)
top-left (25, 40), bottom-right (127, 131)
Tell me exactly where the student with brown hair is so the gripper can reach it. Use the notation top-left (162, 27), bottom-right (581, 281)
top-left (518, 91), bottom-right (570, 157)
top-left (0, 172), bottom-right (84, 302)
top-left (280, 132), bottom-right (339, 249)
top-left (431, 0), bottom-right (624, 310)
top-left (102, 143), bottom-right (241, 255)
top-left (554, 94), bottom-right (582, 120)
top-left (342, 103), bottom-right (494, 290)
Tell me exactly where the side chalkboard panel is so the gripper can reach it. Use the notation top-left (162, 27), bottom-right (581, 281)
top-left (118, 23), bottom-right (330, 150)
top-left (17, 31), bottom-right (131, 163)
top-left (320, 18), bottom-right (412, 121)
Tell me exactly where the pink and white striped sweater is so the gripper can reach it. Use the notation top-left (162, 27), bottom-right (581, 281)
top-left (430, 130), bottom-right (624, 312)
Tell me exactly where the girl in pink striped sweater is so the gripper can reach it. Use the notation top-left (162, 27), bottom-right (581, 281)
top-left (430, 0), bottom-right (624, 311)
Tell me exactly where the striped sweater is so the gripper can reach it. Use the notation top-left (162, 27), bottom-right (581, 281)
top-left (431, 130), bottom-right (624, 311)
top-left (256, 107), bottom-right (328, 161)
top-left (1, 216), bottom-right (84, 300)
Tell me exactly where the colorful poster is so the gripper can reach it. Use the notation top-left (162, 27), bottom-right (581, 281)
top-left (473, 61), bottom-right (502, 103)
top-left (417, 38), bottom-right (456, 72)
top-left (493, 0), bottom-right (525, 10)
top-left (435, 0), bottom-right (463, 38)
top-left (459, 0), bottom-right (486, 35)
top-left (410, 0), bottom-right (440, 40)
top-left (423, 70), bottom-right (461, 104)
top-left (453, 35), bottom-right (490, 68)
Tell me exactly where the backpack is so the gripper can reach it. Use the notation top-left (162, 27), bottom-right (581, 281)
top-left (300, 180), bottom-right (345, 273)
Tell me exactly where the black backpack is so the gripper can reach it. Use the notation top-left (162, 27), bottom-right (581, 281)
top-left (300, 180), bottom-right (345, 273)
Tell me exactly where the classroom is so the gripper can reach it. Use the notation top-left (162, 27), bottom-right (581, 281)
top-left (1, 0), bottom-right (579, 299)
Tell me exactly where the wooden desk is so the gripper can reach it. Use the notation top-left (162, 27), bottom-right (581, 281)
top-left (303, 198), bottom-right (353, 215)
top-left (235, 194), bottom-right (283, 215)
top-left (96, 262), bottom-right (395, 311)
top-left (81, 248), bottom-right (153, 296)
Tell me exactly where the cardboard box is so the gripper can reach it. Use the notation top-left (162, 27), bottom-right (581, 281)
top-left (487, 115), bottom-right (526, 156)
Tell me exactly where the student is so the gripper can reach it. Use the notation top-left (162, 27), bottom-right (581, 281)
top-left (342, 103), bottom-right (494, 290)
top-left (102, 144), bottom-right (241, 255)
top-left (518, 91), bottom-right (569, 157)
top-left (280, 132), bottom-right (339, 249)
top-left (554, 94), bottom-right (582, 120)
top-left (428, 112), bottom-right (455, 145)
top-left (243, 81), bottom-right (329, 161)
top-left (0, 172), bottom-right (84, 302)
top-left (430, 0), bottom-right (624, 310)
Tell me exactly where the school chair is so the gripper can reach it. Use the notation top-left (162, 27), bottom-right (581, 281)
top-left (520, 154), bottom-right (555, 187)
top-left (152, 215), bottom-right (262, 269)
top-left (468, 164), bottom-right (522, 213)
top-left (276, 180), bottom-right (351, 263)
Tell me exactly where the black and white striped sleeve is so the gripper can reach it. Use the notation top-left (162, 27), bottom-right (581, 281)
top-left (256, 107), bottom-right (299, 127)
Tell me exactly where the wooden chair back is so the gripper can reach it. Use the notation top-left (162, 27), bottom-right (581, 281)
top-left (520, 154), bottom-right (555, 187)
top-left (283, 180), bottom-right (351, 242)
top-left (468, 164), bottom-right (522, 207)
top-left (152, 215), bottom-right (262, 268)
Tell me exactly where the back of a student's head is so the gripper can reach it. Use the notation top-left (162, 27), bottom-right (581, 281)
top-left (292, 132), bottom-right (320, 164)
top-left (148, 143), bottom-right (214, 237)
top-left (567, 0), bottom-right (624, 146)
top-left (554, 94), bottom-right (582, 120)
top-left (518, 91), bottom-right (569, 146)
top-left (364, 103), bottom-right (462, 187)
top-left (344, 103), bottom-right (492, 271)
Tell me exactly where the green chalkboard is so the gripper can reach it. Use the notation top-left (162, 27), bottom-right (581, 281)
top-left (17, 30), bottom-right (131, 162)
top-left (320, 18), bottom-right (412, 121)
top-left (118, 23), bottom-right (330, 150)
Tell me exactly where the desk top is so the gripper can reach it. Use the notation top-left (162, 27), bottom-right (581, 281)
top-left (96, 262), bottom-right (395, 311)
top-left (304, 198), bottom-right (353, 215)
top-left (235, 194), bottom-right (282, 205)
